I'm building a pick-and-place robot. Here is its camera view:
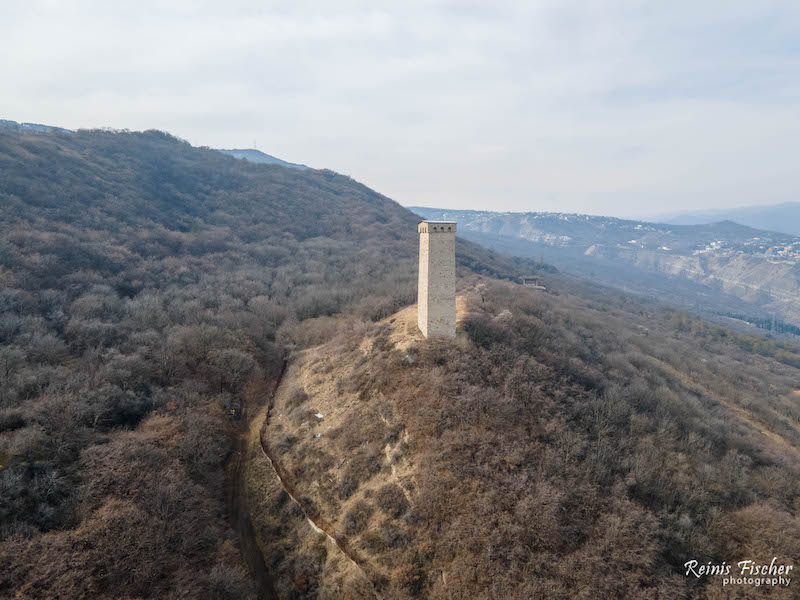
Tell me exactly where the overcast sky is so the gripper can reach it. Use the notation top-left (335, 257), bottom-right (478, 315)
top-left (3, 1), bottom-right (799, 218)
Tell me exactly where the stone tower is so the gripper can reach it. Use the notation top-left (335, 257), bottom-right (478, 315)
top-left (417, 221), bottom-right (457, 338)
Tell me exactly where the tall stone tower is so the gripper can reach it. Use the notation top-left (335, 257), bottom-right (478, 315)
top-left (417, 221), bottom-right (457, 338)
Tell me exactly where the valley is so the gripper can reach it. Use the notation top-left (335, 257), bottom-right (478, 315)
top-left (412, 207), bottom-right (800, 331)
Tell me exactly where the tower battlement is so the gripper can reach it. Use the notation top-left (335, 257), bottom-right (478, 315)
top-left (417, 220), bottom-right (457, 338)
top-left (418, 222), bottom-right (456, 234)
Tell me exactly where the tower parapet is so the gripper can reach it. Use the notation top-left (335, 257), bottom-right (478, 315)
top-left (417, 221), bottom-right (457, 338)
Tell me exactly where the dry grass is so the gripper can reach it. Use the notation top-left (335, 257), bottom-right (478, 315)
top-left (255, 297), bottom-right (477, 593)
top-left (244, 396), bottom-right (371, 598)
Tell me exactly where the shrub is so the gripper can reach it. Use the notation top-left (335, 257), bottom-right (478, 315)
top-left (338, 474), bottom-right (359, 501)
top-left (360, 531), bottom-right (387, 555)
top-left (286, 385), bottom-right (309, 410)
top-left (206, 564), bottom-right (257, 600)
top-left (0, 409), bottom-right (25, 433)
top-left (375, 483), bottom-right (409, 518)
top-left (378, 519), bottom-right (408, 548)
top-left (343, 500), bottom-right (374, 536)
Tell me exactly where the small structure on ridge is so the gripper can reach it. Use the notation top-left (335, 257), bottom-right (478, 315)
top-left (521, 276), bottom-right (546, 290)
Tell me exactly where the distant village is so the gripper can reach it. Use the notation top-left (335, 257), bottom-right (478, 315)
top-left (610, 221), bottom-right (800, 265)
top-left (687, 238), bottom-right (800, 264)
top-left (622, 236), bottom-right (800, 264)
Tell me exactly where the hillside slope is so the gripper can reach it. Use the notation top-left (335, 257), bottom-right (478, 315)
top-left (0, 126), bottom-right (540, 599)
top-left (257, 278), bottom-right (800, 599)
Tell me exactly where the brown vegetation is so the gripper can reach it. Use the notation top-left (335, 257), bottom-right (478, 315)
top-left (263, 278), bottom-right (800, 599)
top-left (5, 125), bottom-right (796, 599)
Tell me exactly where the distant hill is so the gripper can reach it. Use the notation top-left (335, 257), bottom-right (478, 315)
top-left (412, 206), bottom-right (800, 328)
top-left (217, 147), bottom-right (308, 170)
top-left (656, 202), bottom-right (800, 236)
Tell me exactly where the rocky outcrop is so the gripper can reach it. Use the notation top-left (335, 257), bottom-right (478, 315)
top-left (589, 244), bottom-right (800, 324)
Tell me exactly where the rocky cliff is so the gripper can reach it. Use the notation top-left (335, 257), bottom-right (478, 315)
top-left (587, 245), bottom-right (800, 324)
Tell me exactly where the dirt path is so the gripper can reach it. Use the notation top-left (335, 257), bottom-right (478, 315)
top-left (225, 366), bottom-right (289, 600)
top-left (227, 432), bottom-right (277, 600)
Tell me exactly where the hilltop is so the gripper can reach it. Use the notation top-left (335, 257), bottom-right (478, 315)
top-left (217, 148), bottom-right (309, 170)
top-left (0, 119), bottom-right (72, 135)
top-left (0, 118), bottom-right (308, 171)
top-left (248, 278), bottom-right (800, 598)
top-left (409, 207), bottom-right (799, 260)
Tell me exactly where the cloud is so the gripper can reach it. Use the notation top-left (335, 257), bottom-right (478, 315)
top-left (2, 0), bottom-right (799, 217)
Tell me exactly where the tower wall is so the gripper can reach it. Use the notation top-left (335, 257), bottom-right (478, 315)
top-left (417, 221), bottom-right (457, 338)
